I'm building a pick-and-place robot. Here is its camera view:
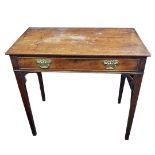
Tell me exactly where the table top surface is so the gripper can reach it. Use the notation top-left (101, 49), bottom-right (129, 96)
top-left (6, 27), bottom-right (150, 57)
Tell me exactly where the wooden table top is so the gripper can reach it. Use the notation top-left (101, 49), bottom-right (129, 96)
top-left (6, 27), bottom-right (150, 57)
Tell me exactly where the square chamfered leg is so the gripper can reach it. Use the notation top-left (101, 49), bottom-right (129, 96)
top-left (37, 72), bottom-right (46, 101)
top-left (118, 74), bottom-right (126, 104)
top-left (14, 71), bottom-right (37, 136)
top-left (125, 74), bottom-right (143, 140)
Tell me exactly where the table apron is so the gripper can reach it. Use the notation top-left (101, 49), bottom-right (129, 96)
top-left (10, 57), bottom-right (146, 74)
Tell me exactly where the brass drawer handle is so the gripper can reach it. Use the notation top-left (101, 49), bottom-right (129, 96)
top-left (103, 59), bottom-right (119, 70)
top-left (36, 58), bottom-right (51, 69)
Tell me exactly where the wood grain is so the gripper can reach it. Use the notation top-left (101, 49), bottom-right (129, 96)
top-left (6, 28), bottom-right (150, 57)
top-left (17, 57), bottom-right (140, 72)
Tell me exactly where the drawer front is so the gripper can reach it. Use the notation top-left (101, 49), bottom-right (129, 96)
top-left (17, 57), bottom-right (140, 72)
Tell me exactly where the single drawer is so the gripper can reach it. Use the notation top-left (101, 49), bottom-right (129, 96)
top-left (17, 57), bottom-right (140, 72)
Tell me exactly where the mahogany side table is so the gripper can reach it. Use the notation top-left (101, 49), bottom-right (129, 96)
top-left (6, 28), bottom-right (150, 139)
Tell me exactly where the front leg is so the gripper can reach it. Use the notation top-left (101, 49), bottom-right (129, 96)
top-left (125, 74), bottom-right (143, 140)
top-left (14, 71), bottom-right (37, 136)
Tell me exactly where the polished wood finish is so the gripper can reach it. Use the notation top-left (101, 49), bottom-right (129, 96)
top-left (17, 57), bottom-right (140, 72)
top-left (6, 28), bottom-right (150, 139)
top-left (6, 28), bottom-right (150, 57)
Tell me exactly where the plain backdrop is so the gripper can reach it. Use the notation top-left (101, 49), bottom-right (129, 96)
top-left (0, 0), bottom-right (155, 154)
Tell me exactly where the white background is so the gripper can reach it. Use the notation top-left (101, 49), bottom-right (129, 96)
top-left (0, 0), bottom-right (155, 154)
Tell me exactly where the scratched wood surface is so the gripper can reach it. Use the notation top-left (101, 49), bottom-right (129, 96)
top-left (6, 27), bottom-right (150, 57)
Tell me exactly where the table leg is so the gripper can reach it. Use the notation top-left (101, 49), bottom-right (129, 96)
top-left (125, 74), bottom-right (143, 140)
top-left (118, 74), bottom-right (126, 104)
top-left (37, 72), bottom-right (45, 101)
top-left (14, 71), bottom-right (37, 136)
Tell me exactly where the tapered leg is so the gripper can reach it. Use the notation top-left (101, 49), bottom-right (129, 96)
top-left (125, 74), bottom-right (143, 140)
top-left (37, 72), bottom-right (45, 101)
top-left (14, 71), bottom-right (37, 136)
top-left (118, 74), bottom-right (126, 104)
